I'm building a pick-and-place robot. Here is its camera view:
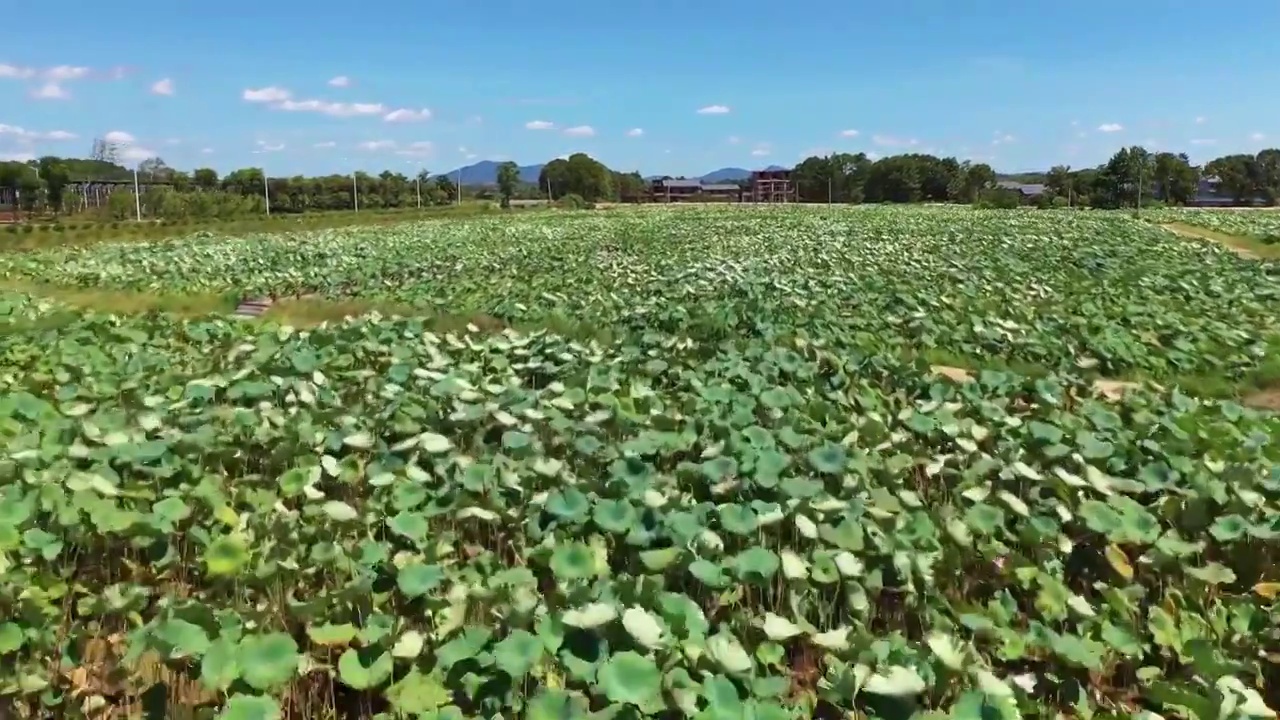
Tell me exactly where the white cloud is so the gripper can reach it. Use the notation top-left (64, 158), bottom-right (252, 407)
top-left (119, 145), bottom-right (156, 163)
top-left (1097, 123), bottom-right (1124, 133)
top-left (243, 86), bottom-right (292, 103)
top-left (313, 141), bottom-right (337, 148)
top-left (150, 78), bottom-right (175, 96)
top-left (525, 120), bottom-right (555, 130)
top-left (750, 144), bottom-right (770, 157)
top-left (839, 129), bottom-right (859, 137)
top-left (358, 140), bottom-right (396, 151)
top-left (395, 141), bottom-right (434, 157)
top-left (200, 147), bottom-right (213, 154)
top-left (1250, 132), bottom-right (1266, 141)
top-left (30, 82), bottom-right (68, 100)
top-left (697, 104), bottom-right (730, 115)
top-left (254, 140), bottom-right (285, 153)
top-left (1189, 138), bottom-right (1216, 145)
top-left (384, 108), bottom-right (431, 123)
top-left (0, 64), bottom-right (35, 79)
top-left (992, 133), bottom-right (1015, 145)
top-left (0, 124), bottom-right (77, 141)
top-left (276, 99), bottom-right (385, 117)
top-left (626, 127), bottom-right (644, 137)
top-left (44, 65), bottom-right (89, 81)
top-left (328, 75), bottom-right (351, 87)
top-left (103, 130), bottom-right (136, 144)
top-left (0, 152), bottom-right (35, 162)
top-left (563, 125), bottom-right (595, 137)
top-left (1195, 116), bottom-right (1207, 124)
top-left (872, 134), bottom-right (918, 147)
top-left (727, 136), bottom-right (741, 145)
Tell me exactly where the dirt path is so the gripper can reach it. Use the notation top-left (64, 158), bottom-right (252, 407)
top-left (929, 366), bottom-right (1142, 400)
top-left (1159, 222), bottom-right (1261, 259)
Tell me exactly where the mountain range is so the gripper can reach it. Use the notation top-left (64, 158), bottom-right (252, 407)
top-left (437, 160), bottom-right (789, 186)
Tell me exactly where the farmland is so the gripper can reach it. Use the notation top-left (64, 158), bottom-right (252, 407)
top-left (0, 206), bottom-right (1278, 719)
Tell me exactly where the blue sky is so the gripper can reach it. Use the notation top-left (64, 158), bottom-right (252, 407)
top-left (3, 0), bottom-right (1279, 177)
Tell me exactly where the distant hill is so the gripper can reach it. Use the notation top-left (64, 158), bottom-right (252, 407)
top-left (444, 161), bottom-right (793, 186)
top-left (699, 167), bottom-right (751, 182)
top-left (439, 160), bottom-right (544, 185)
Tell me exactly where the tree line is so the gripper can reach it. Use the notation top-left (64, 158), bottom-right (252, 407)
top-left (789, 146), bottom-right (1280, 208)
top-left (2, 142), bottom-right (1277, 221)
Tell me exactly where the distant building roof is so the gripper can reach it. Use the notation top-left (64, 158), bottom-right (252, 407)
top-left (996, 180), bottom-right (1047, 196)
top-left (701, 183), bottom-right (741, 191)
top-left (653, 178), bottom-right (702, 188)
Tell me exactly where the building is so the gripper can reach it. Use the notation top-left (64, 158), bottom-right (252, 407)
top-left (745, 169), bottom-right (796, 203)
top-left (648, 178), bottom-right (743, 203)
top-left (995, 180), bottom-right (1047, 198)
top-left (1189, 176), bottom-right (1267, 207)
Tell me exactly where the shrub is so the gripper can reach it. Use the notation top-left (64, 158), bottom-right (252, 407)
top-left (555, 194), bottom-right (593, 210)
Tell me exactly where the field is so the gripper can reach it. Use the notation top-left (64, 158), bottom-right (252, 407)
top-left (0, 206), bottom-right (1278, 719)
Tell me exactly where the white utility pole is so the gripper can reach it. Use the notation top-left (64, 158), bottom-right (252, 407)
top-left (415, 171), bottom-right (422, 209)
top-left (262, 169), bottom-right (271, 217)
top-left (352, 171), bottom-right (360, 212)
top-left (132, 168), bottom-right (142, 221)
top-left (456, 168), bottom-right (462, 206)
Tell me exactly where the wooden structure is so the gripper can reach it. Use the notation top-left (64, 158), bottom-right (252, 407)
top-left (647, 178), bottom-right (743, 203)
top-left (746, 169), bottom-right (796, 203)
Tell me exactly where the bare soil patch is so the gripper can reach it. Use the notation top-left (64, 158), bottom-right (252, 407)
top-left (930, 365), bottom-right (974, 382)
top-left (1244, 386), bottom-right (1280, 410)
top-left (930, 365), bottom-right (1143, 400)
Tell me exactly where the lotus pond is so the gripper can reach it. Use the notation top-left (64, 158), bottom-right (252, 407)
top-left (0, 207), bottom-right (1278, 720)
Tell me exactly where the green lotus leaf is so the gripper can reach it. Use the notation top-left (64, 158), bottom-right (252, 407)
top-left (707, 632), bottom-right (753, 674)
top-left (493, 629), bottom-right (544, 677)
top-left (307, 623), bottom-right (357, 647)
top-left (734, 547), bottom-right (779, 583)
top-left (200, 637), bottom-right (240, 692)
top-left (321, 500), bottom-right (359, 522)
top-left (0, 623), bottom-right (24, 654)
top-left (398, 562), bottom-right (447, 597)
top-left (435, 626), bottom-right (493, 670)
top-left (237, 633), bottom-right (299, 691)
top-left (807, 443), bottom-right (847, 474)
top-left (550, 542), bottom-right (595, 581)
top-left (386, 669), bottom-right (452, 716)
top-left (337, 647), bottom-right (394, 690)
top-left (592, 499), bottom-right (638, 534)
top-left (862, 665), bottom-right (926, 696)
top-left (154, 618), bottom-right (211, 659)
top-left (597, 651), bottom-right (661, 707)
top-left (216, 694), bottom-right (281, 720)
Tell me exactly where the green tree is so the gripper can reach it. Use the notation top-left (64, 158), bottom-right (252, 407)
top-left (192, 168), bottom-right (219, 190)
top-left (36, 156), bottom-right (71, 213)
top-left (1151, 152), bottom-right (1199, 206)
top-left (1204, 154), bottom-right (1257, 204)
top-left (496, 161), bottom-right (520, 208)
